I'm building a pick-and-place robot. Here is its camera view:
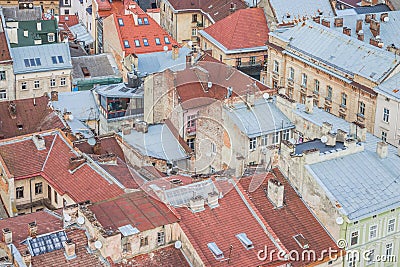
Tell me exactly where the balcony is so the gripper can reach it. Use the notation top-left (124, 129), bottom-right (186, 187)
top-left (187, 126), bottom-right (196, 136)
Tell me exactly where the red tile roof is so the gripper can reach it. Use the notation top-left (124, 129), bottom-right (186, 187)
top-left (239, 168), bottom-right (341, 266)
top-left (176, 180), bottom-right (286, 267)
top-left (0, 32), bottom-right (12, 62)
top-left (167, 0), bottom-right (247, 22)
top-left (59, 15), bottom-right (79, 27)
top-left (0, 131), bottom-right (124, 203)
top-left (112, 13), bottom-right (178, 55)
top-left (0, 96), bottom-right (65, 140)
top-left (74, 134), bottom-right (126, 162)
top-left (203, 8), bottom-right (269, 50)
top-left (88, 191), bottom-right (179, 233)
top-left (97, 157), bottom-right (143, 189)
top-left (116, 244), bottom-right (190, 267)
top-left (31, 229), bottom-right (105, 267)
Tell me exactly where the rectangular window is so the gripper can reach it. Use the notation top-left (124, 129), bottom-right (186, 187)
top-left (287, 87), bottom-right (293, 98)
top-left (51, 56), bottom-right (57, 64)
top-left (187, 115), bottom-right (196, 127)
top-left (327, 86), bottom-right (332, 99)
top-left (386, 243), bottom-right (393, 256)
top-left (118, 18), bottom-right (124, 26)
top-left (273, 60), bottom-right (279, 73)
top-left (350, 231), bottom-right (358, 246)
top-left (143, 38), bottom-right (149, 46)
top-left (359, 101), bottom-right (365, 116)
top-left (134, 39), bottom-right (141, 47)
top-left (300, 93), bottom-right (306, 104)
top-left (341, 93), bottom-right (347, 107)
top-left (157, 232), bottom-right (165, 246)
top-left (191, 28), bottom-right (197, 36)
top-left (54, 190), bottom-right (58, 204)
top-left (383, 108), bottom-right (389, 122)
top-left (140, 236), bottom-right (148, 247)
top-left (143, 17), bottom-right (149, 24)
top-left (283, 129), bottom-right (290, 140)
top-left (50, 79), bottom-right (56, 87)
top-left (187, 138), bottom-right (195, 151)
top-left (60, 78), bottom-right (66, 86)
top-left (273, 132), bottom-right (279, 144)
top-left (48, 33), bottom-right (55, 42)
top-left (211, 142), bottom-right (216, 153)
top-left (21, 82), bottom-right (27, 90)
top-left (24, 59), bottom-right (30, 67)
top-left (137, 18), bottom-right (143, 25)
top-left (0, 71), bottom-right (6, 80)
top-left (16, 186), bottom-right (24, 199)
top-left (124, 40), bottom-right (130, 48)
top-left (192, 14), bottom-right (197, 22)
top-left (236, 58), bottom-right (241, 66)
top-left (388, 218), bottom-right (395, 233)
top-left (30, 58), bottom-right (36, 66)
top-left (325, 106), bottom-right (331, 113)
top-left (261, 135), bottom-right (267, 146)
top-left (0, 90), bottom-right (6, 99)
top-left (249, 137), bottom-right (257, 150)
top-left (58, 56), bottom-right (64, 63)
top-left (369, 225), bottom-right (377, 240)
top-left (250, 56), bottom-right (256, 65)
top-left (288, 67), bottom-right (294, 80)
top-left (35, 182), bottom-right (43, 195)
top-left (348, 254), bottom-right (356, 267)
top-left (35, 58), bottom-right (41, 66)
top-left (155, 38), bottom-right (161, 45)
top-left (164, 36), bottom-right (170, 44)
top-left (34, 80), bottom-right (40, 89)
top-left (301, 73), bottom-right (307, 87)
top-left (382, 131), bottom-right (387, 142)
top-left (314, 79), bottom-right (320, 94)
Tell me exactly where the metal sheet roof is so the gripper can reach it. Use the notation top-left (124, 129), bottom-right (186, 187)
top-left (121, 124), bottom-right (189, 161)
top-left (11, 43), bottom-right (72, 74)
top-left (95, 83), bottom-right (144, 98)
top-left (269, 0), bottom-right (335, 24)
top-left (118, 224), bottom-right (140, 236)
top-left (52, 90), bottom-right (98, 121)
top-left (225, 98), bottom-right (294, 138)
top-left (270, 20), bottom-right (400, 83)
top-left (375, 71), bottom-right (400, 100)
top-left (69, 23), bottom-right (94, 45)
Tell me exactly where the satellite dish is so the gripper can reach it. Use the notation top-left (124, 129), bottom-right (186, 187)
top-left (321, 136), bottom-right (328, 143)
top-left (336, 217), bottom-right (344, 225)
top-left (289, 138), bottom-right (296, 145)
top-left (163, 45), bottom-right (168, 51)
top-left (174, 240), bottom-right (182, 249)
top-left (263, 93), bottom-right (270, 99)
top-left (68, 114), bottom-right (74, 121)
top-left (94, 240), bottom-right (103, 249)
top-left (384, 16), bottom-right (389, 22)
top-left (188, 41), bottom-right (193, 47)
top-left (64, 213), bottom-right (71, 222)
top-left (29, 3), bottom-right (33, 8)
top-left (87, 137), bottom-right (96, 146)
top-left (77, 216), bottom-right (85, 225)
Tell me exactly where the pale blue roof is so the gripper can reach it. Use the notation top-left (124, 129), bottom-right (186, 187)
top-left (374, 71), bottom-right (400, 100)
top-left (52, 90), bottom-right (98, 121)
top-left (270, 20), bottom-right (400, 83)
top-left (136, 47), bottom-right (191, 75)
top-left (120, 124), bottom-right (189, 161)
top-left (225, 98), bottom-right (294, 138)
top-left (270, 0), bottom-right (335, 24)
top-left (11, 43), bottom-right (72, 74)
top-left (69, 23), bottom-right (94, 45)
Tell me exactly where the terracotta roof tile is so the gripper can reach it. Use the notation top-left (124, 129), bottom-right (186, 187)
top-left (97, 157), bottom-right (143, 189)
top-left (0, 32), bottom-right (12, 62)
top-left (239, 168), bottom-right (341, 266)
top-left (59, 15), bottom-right (79, 27)
top-left (88, 191), bottom-right (179, 233)
top-left (74, 134), bottom-right (126, 162)
top-left (0, 96), bottom-right (64, 139)
top-left (203, 8), bottom-right (268, 50)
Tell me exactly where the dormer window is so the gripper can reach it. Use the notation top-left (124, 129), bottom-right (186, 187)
top-left (124, 40), bottom-right (130, 48)
top-left (138, 18), bottom-right (143, 25)
top-left (134, 40), bottom-right (140, 47)
top-left (155, 38), bottom-right (161, 45)
top-left (118, 18), bottom-right (124, 26)
top-left (143, 17), bottom-right (149, 24)
top-left (143, 38), bottom-right (149, 46)
top-left (48, 33), bottom-right (55, 42)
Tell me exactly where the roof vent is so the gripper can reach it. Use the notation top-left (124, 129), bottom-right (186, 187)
top-left (207, 242), bottom-right (224, 260)
top-left (32, 135), bottom-right (46, 150)
top-left (293, 234), bottom-right (309, 249)
top-left (207, 81), bottom-right (212, 88)
top-left (81, 66), bottom-right (90, 77)
top-left (236, 233), bottom-right (254, 250)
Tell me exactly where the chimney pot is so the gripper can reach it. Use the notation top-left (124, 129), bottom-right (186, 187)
top-left (326, 132), bottom-right (337, 146)
top-left (334, 17), bottom-right (343, 27)
top-left (28, 222), bottom-right (37, 238)
top-left (356, 19), bottom-right (363, 33)
top-left (135, 121), bottom-right (148, 133)
top-left (172, 44), bottom-right (179, 60)
top-left (321, 19), bottom-right (330, 28)
top-left (50, 90), bottom-right (58, 101)
top-left (343, 27), bottom-right (351, 36)
top-left (313, 16), bottom-right (321, 23)
top-left (207, 191), bottom-right (219, 208)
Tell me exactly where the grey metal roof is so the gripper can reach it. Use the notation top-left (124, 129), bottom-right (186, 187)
top-left (52, 90), bottom-right (98, 121)
top-left (270, 20), bottom-right (400, 83)
top-left (11, 43), bottom-right (72, 74)
top-left (269, 0), bottom-right (335, 24)
top-left (136, 47), bottom-right (191, 75)
top-left (69, 23), bottom-right (94, 45)
top-left (121, 124), bottom-right (189, 161)
top-left (224, 98), bottom-right (294, 138)
top-left (354, 4), bottom-right (391, 14)
top-left (72, 54), bottom-right (118, 79)
top-left (327, 10), bottom-right (400, 52)
top-left (375, 71), bottom-right (400, 100)
top-left (294, 139), bottom-right (346, 154)
top-left (306, 149), bottom-right (400, 221)
top-left (95, 83), bottom-right (144, 98)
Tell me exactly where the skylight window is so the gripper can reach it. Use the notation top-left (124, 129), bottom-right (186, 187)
top-left (124, 40), bottom-right (130, 48)
top-left (134, 39), bottom-right (141, 47)
top-left (164, 36), bottom-right (170, 44)
top-left (155, 38), bottom-right (161, 45)
top-left (118, 18), bottom-right (124, 26)
top-left (236, 233), bottom-right (254, 250)
top-left (24, 59), bottom-right (30, 67)
top-left (35, 58), bottom-right (41, 66)
top-left (207, 242), bottom-right (224, 260)
top-left (58, 56), bottom-right (64, 63)
top-left (24, 58), bottom-right (41, 67)
top-left (143, 38), bottom-right (149, 46)
top-left (30, 58), bottom-right (36, 66)
top-left (143, 17), bottom-right (149, 24)
top-left (51, 56), bottom-right (57, 64)
top-left (138, 18), bottom-right (143, 25)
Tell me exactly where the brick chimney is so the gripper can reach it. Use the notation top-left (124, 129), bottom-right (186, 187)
top-left (135, 121), bottom-right (148, 133)
top-left (370, 38), bottom-right (379, 47)
top-left (267, 178), bottom-right (284, 208)
top-left (313, 16), bottom-right (321, 23)
top-left (93, 141), bottom-right (102, 154)
top-left (334, 17), bottom-right (343, 27)
top-left (376, 141), bottom-right (388, 159)
top-left (69, 156), bottom-right (86, 171)
top-left (321, 19), bottom-right (330, 28)
top-left (2, 228), bottom-right (12, 244)
top-left (172, 45), bottom-right (179, 60)
top-left (370, 20), bottom-right (380, 37)
top-left (357, 31), bottom-right (364, 41)
top-left (189, 195), bottom-right (205, 212)
top-left (97, 153), bottom-right (117, 165)
top-left (28, 222), bottom-right (37, 238)
top-left (50, 91), bottom-right (59, 101)
top-left (22, 251), bottom-right (32, 266)
top-left (122, 123), bottom-right (132, 135)
top-left (343, 27), bottom-right (351, 36)
top-left (336, 129), bottom-right (347, 142)
top-left (365, 14), bottom-right (372, 23)
top-left (321, 122), bottom-right (333, 135)
top-left (305, 95), bottom-right (313, 114)
top-left (356, 19), bottom-right (363, 33)
top-left (64, 239), bottom-right (76, 259)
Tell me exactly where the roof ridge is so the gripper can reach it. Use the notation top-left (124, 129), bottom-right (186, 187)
top-left (41, 133), bottom-right (58, 172)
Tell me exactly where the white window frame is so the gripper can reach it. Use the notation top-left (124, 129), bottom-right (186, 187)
top-left (157, 232), bottom-right (165, 246)
top-left (288, 67), bottom-right (294, 80)
top-left (383, 108), bottom-right (389, 122)
top-left (369, 225), bottom-right (377, 240)
top-left (261, 135), bottom-right (268, 146)
top-left (0, 89), bottom-right (6, 99)
top-left (21, 82), bottom-right (27, 90)
top-left (388, 218), bottom-right (395, 233)
top-left (60, 77), bottom-right (66, 86)
top-left (367, 249), bottom-right (374, 265)
top-left (272, 132), bottom-right (279, 144)
top-left (359, 101), bottom-right (365, 116)
top-left (301, 73), bottom-right (307, 87)
top-left (327, 85), bottom-right (332, 99)
top-left (273, 60), bottom-right (279, 73)
top-left (282, 129), bottom-right (290, 141)
top-left (50, 78), bottom-right (56, 87)
top-left (314, 79), bottom-right (320, 94)
top-left (34, 80), bottom-right (40, 89)
top-left (0, 71), bottom-right (6, 80)
top-left (341, 93), bottom-right (347, 107)
top-left (385, 243), bottom-right (393, 257)
top-left (48, 33), bottom-right (55, 42)
top-left (191, 28), bottom-right (197, 36)
top-left (382, 131), bottom-right (387, 142)
top-left (249, 137), bottom-right (257, 150)
top-left (350, 231), bottom-right (359, 246)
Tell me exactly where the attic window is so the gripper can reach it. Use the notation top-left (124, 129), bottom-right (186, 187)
top-left (58, 56), bottom-right (64, 63)
top-left (124, 40), bottom-right (130, 48)
top-left (81, 67), bottom-right (90, 77)
top-left (17, 124), bottom-right (23, 130)
top-left (118, 18), bottom-right (124, 26)
top-left (138, 18), bottom-right (143, 25)
top-left (143, 17), bottom-right (149, 24)
top-left (293, 234), bottom-right (309, 249)
top-left (236, 233), bottom-right (254, 250)
top-left (164, 36), bottom-right (170, 44)
top-left (24, 58), bottom-right (41, 67)
top-left (134, 40), bottom-right (141, 47)
top-left (155, 38), bottom-right (161, 45)
top-left (143, 38), bottom-right (149, 46)
top-left (207, 242), bottom-right (224, 260)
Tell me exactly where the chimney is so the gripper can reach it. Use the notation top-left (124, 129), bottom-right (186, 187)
top-left (376, 141), bottom-right (388, 159)
top-left (50, 91), bottom-right (58, 101)
top-left (36, 21), bottom-right (42, 31)
top-left (365, 14), bottom-right (372, 23)
top-left (334, 17), bottom-right (343, 27)
top-left (172, 45), bottom-right (179, 60)
top-left (93, 141), bottom-right (102, 154)
top-left (370, 20), bottom-right (380, 37)
top-left (189, 195), bottom-right (205, 212)
top-left (305, 95), bottom-right (313, 114)
top-left (22, 251), bottom-right (32, 267)
top-left (63, 111), bottom-right (73, 121)
top-left (2, 228), bottom-right (12, 244)
top-left (356, 19), bottom-right (363, 33)
top-left (370, 38), bottom-right (379, 47)
top-left (135, 121), bottom-right (148, 133)
top-left (97, 153), bottom-right (117, 165)
top-left (313, 16), bottom-right (321, 23)
top-left (122, 123), bottom-right (132, 135)
top-left (267, 178), bottom-right (284, 208)
top-left (357, 124), bottom-right (367, 142)
top-left (245, 91), bottom-right (255, 107)
top-left (321, 19), bottom-right (330, 28)
top-left (380, 13), bottom-right (389, 22)
top-left (32, 135), bottom-right (46, 150)
top-left (326, 132), bottom-right (337, 146)
top-left (185, 52), bottom-right (193, 66)
top-left (230, 2), bottom-right (236, 14)
top-left (64, 239), bottom-right (77, 259)
top-left (372, 0), bottom-right (378, 5)
top-left (357, 31), bottom-right (364, 41)
top-left (321, 122), bottom-right (332, 135)
top-left (336, 129), bottom-right (347, 142)
top-left (8, 102), bottom-right (17, 119)
top-left (343, 27), bottom-right (351, 36)
top-left (23, 30), bottom-right (28, 37)
top-left (207, 191), bottom-right (219, 208)
top-left (28, 222), bottom-right (37, 238)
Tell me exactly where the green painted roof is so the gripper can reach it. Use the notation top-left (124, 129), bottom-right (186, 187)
top-left (10, 20), bottom-right (58, 48)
